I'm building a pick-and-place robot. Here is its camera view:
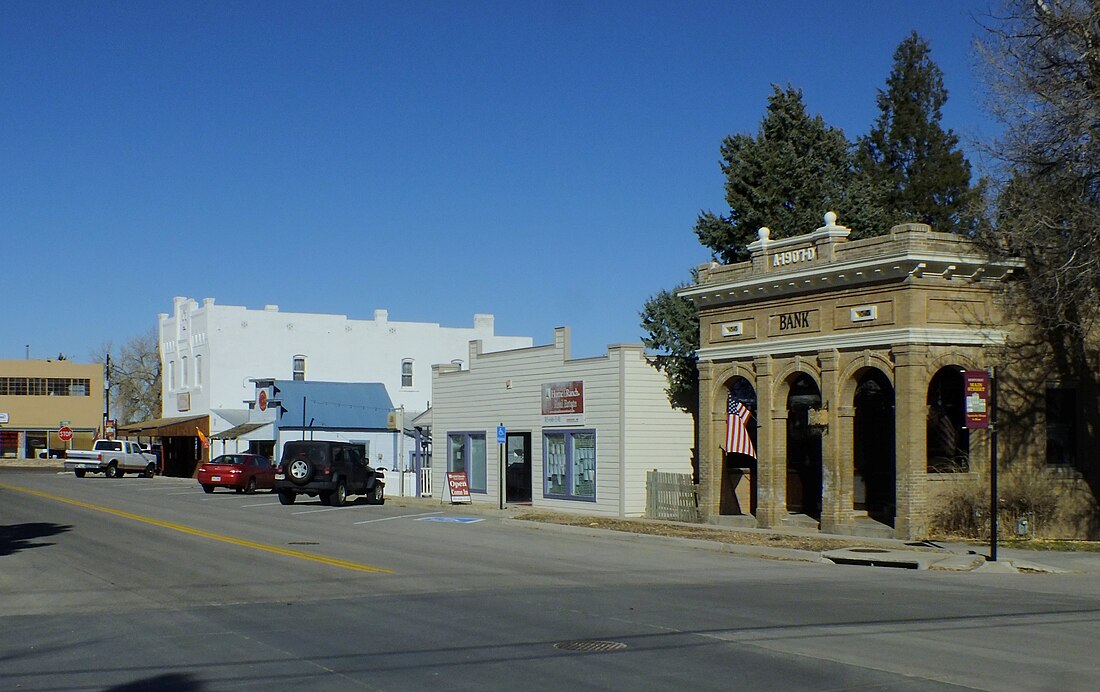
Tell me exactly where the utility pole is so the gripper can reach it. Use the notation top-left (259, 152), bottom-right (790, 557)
top-left (104, 354), bottom-right (111, 439)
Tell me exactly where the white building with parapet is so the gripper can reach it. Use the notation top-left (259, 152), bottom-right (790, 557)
top-left (158, 296), bottom-right (533, 435)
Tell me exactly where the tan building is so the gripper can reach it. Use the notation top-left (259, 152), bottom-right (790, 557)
top-left (680, 213), bottom-right (1025, 540)
top-left (0, 359), bottom-right (104, 458)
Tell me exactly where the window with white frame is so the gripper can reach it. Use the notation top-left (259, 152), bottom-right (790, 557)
top-left (195, 355), bottom-right (202, 386)
top-left (168, 361), bottom-right (176, 390)
top-left (182, 356), bottom-right (189, 387)
top-left (448, 432), bottom-right (486, 493)
top-left (293, 356), bottom-right (306, 381)
top-left (401, 359), bottom-right (414, 388)
top-left (544, 429), bottom-right (596, 500)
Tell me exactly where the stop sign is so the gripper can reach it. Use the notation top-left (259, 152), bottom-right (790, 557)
top-left (58, 426), bottom-right (73, 442)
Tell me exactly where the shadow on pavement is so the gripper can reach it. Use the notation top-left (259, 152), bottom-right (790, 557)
top-left (106, 673), bottom-right (204, 691)
top-left (0, 522), bottom-right (72, 557)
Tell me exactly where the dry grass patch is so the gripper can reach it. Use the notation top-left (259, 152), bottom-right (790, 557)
top-left (514, 511), bottom-right (882, 553)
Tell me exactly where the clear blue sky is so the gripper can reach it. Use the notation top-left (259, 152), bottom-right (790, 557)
top-left (2, 0), bottom-right (997, 362)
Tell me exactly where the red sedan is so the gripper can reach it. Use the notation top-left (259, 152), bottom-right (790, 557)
top-left (197, 454), bottom-right (276, 494)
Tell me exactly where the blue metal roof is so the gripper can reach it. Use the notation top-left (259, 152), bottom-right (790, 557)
top-left (271, 380), bottom-right (393, 430)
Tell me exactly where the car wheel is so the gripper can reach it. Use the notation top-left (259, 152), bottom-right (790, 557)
top-left (287, 458), bottom-right (314, 485)
top-left (74, 469), bottom-right (86, 478)
top-left (278, 490), bottom-right (296, 505)
top-left (369, 483), bottom-right (385, 505)
top-left (245, 477), bottom-right (257, 494)
top-left (330, 481), bottom-right (347, 507)
top-left (202, 484), bottom-right (215, 494)
top-left (105, 463), bottom-right (119, 479)
top-left (143, 463), bottom-right (156, 478)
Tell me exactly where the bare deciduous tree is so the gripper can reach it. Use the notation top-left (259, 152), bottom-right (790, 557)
top-left (977, 0), bottom-right (1100, 477)
top-left (91, 328), bottom-right (161, 425)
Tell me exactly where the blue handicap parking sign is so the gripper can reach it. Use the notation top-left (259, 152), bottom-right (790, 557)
top-left (497, 425), bottom-right (506, 444)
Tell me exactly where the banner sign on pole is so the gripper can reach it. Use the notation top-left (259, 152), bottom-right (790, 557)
top-left (446, 472), bottom-right (472, 504)
top-left (964, 370), bottom-right (990, 429)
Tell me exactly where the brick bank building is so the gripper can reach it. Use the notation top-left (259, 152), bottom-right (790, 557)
top-left (680, 213), bottom-right (1022, 540)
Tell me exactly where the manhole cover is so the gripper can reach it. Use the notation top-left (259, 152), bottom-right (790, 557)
top-left (848, 548), bottom-right (889, 553)
top-left (555, 640), bottom-right (628, 653)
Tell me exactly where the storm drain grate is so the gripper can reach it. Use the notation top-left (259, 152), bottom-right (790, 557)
top-left (555, 640), bottom-right (628, 653)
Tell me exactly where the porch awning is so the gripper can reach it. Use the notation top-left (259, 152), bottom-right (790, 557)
top-left (210, 421), bottom-right (272, 440)
top-left (118, 415), bottom-right (208, 437)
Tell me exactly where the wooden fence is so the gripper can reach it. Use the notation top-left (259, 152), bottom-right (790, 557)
top-left (646, 469), bottom-right (700, 523)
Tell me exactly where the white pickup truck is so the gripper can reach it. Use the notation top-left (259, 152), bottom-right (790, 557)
top-left (65, 439), bottom-right (157, 478)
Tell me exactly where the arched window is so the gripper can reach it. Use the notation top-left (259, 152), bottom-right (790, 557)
top-left (168, 361), bottom-right (176, 390)
top-left (401, 359), bottom-right (414, 388)
top-left (927, 367), bottom-right (969, 472)
top-left (181, 356), bottom-right (189, 387)
top-left (195, 355), bottom-right (203, 386)
top-left (293, 356), bottom-right (306, 381)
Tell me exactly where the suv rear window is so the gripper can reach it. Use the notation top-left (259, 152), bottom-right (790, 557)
top-left (282, 441), bottom-right (330, 465)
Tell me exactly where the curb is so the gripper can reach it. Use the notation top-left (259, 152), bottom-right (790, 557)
top-left (502, 517), bottom-right (827, 564)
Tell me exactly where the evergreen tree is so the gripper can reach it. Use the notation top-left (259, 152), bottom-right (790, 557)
top-left (857, 32), bottom-right (976, 232)
top-left (640, 279), bottom-right (699, 416)
top-left (694, 85), bottom-right (889, 264)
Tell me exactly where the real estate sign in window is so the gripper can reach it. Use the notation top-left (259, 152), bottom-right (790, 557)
top-left (542, 380), bottom-right (584, 425)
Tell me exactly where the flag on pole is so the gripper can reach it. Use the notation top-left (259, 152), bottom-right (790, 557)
top-left (725, 393), bottom-right (756, 458)
top-left (196, 427), bottom-right (210, 449)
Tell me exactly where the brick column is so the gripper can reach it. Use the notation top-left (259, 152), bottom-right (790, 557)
top-left (754, 355), bottom-right (783, 527)
top-left (893, 344), bottom-right (929, 539)
top-left (817, 349), bottom-right (846, 534)
top-left (697, 360), bottom-right (720, 520)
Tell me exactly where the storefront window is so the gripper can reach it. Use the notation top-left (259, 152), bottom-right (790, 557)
top-left (448, 432), bottom-right (486, 493)
top-left (544, 430), bottom-right (596, 501)
top-left (0, 430), bottom-right (18, 458)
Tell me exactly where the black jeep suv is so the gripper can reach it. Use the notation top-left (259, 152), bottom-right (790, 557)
top-left (274, 440), bottom-right (385, 507)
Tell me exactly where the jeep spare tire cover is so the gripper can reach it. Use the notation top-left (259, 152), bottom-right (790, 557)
top-left (288, 457), bottom-right (314, 485)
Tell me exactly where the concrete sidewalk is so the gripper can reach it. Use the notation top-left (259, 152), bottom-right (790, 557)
top-left (397, 495), bottom-right (1100, 575)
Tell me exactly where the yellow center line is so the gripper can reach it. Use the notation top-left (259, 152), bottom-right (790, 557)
top-left (0, 482), bottom-right (393, 574)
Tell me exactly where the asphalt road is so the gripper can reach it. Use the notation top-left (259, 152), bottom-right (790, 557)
top-left (3, 468), bottom-right (1100, 691)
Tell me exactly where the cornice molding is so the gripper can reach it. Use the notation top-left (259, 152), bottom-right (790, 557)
top-left (696, 327), bottom-right (1007, 362)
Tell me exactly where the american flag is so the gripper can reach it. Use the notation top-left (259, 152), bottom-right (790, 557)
top-left (726, 394), bottom-right (756, 458)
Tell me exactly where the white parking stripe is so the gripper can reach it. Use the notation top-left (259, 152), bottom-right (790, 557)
top-left (292, 506), bottom-right (356, 515)
top-left (354, 511), bottom-right (443, 525)
top-left (241, 502), bottom-right (281, 508)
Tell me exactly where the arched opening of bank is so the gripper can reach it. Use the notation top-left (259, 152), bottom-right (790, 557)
top-left (721, 376), bottom-right (757, 516)
top-left (927, 366), bottom-right (969, 472)
top-left (852, 368), bottom-right (895, 527)
top-left (785, 373), bottom-right (822, 521)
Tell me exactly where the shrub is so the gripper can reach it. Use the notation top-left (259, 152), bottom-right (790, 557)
top-left (929, 461), bottom-right (1099, 539)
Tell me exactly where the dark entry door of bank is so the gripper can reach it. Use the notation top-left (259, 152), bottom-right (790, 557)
top-left (787, 374), bottom-right (822, 519)
top-left (505, 432), bottom-right (532, 503)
